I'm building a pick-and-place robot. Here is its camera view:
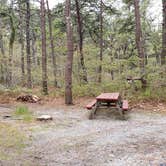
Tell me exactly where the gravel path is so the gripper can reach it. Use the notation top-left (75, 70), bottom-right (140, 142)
top-left (1, 105), bottom-right (166, 166)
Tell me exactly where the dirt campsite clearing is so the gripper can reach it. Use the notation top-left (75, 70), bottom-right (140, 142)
top-left (0, 101), bottom-right (166, 166)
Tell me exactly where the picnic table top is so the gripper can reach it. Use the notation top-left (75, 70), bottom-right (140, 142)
top-left (96, 92), bottom-right (120, 101)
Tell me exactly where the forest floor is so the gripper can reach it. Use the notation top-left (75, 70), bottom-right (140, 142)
top-left (0, 99), bottom-right (166, 166)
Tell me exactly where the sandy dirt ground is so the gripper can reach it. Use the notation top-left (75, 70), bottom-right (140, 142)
top-left (0, 103), bottom-right (166, 166)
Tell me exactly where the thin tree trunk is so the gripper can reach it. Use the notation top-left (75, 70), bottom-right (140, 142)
top-left (110, 49), bottom-right (114, 80)
top-left (9, 1), bottom-right (14, 87)
top-left (98, 0), bottom-right (103, 83)
top-left (18, 2), bottom-right (25, 82)
top-left (161, 0), bottom-right (166, 65)
top-left (143, 38), bottom-right (148, 65)
top-left (0, 31), bottom-right (7, 84)
top-left (134, 0), bottom-right (145, 75)
top-left (142, 0), bottom-right (149, 65)
top-left (46, 0), bottom-right (58, 87)
top-left (26, 0), bottom-right (32, 88)
top-left (40, 0), bottom-right (48, 95)
top-left (0, 33), bottom-right (5, 55)
top-left (75, 0), bottom-right (88, 83)
top-left (65, 0), bottom-right (74, 105)
top-left (21, 41), bottom-right (25, 80)
top-left (32, 30), bottom-right (37, 66)
top-left (8, 45), bottom-right (13, 86)
top-left (8, 13), bottom-right (15, 87)
top-left (0, 33), bottom-right (5, 83)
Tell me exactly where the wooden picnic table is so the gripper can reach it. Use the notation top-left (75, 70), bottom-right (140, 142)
top-left (86, 92), bottom-right (128, 119)
top-left (96, 92), bottom-right (120, 102)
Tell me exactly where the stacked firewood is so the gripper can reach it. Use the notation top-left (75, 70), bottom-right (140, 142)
top-left (16, 95), bottom-right (41, 103)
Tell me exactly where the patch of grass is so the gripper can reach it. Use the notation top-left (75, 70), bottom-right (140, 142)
top-left (0, 122), bottom-right (27, 160)
top-left (14, 105), bottom-right (34, 122)
top-left (15, 105), bottom-right (29, 115)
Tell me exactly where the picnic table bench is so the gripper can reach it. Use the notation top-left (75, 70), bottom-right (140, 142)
top-left (86, 92), bottom-right (129, 119)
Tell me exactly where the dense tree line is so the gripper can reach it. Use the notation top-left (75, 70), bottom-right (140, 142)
top-left (0, 0), bottom-right (165, 104)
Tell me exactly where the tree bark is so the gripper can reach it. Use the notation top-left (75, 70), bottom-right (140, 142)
top-left (8, 43), bottom-right (13, 87)
top-left (98, 0), bottom-right (103, 83)
top-left (75, 0), bottom-right (88, 83)
top-left (8, 13), bottom-right (15, 87)
top-left (0, 33), bottom-right (5, 55)
top-left (26, 0), bottom-right (32, 88)
top-left (46, 0), bottom-right (58, 87)
top-left (18, 1), bottom-right (25, 82)
top-left (0, 33), bottom-right (5, 83)
top-left (32, 29), bottom-right (37, 66)
top-left (40, 0), bottom-right (48, 95)
top-left (0, 29), bottom-right (7, 84)
top-left (21, 41), bottom-right (25, 81)
top-left (65, 0), bottom-right (74, 105)
top-left (134, 0), bottom-right (145, 75)
top-left (161, 0), bottom-right (166, 65)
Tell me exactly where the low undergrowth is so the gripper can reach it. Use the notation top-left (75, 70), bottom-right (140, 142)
top-left (0, 74), bottom-right (165, 103)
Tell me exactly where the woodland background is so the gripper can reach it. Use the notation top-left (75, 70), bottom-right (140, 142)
top-left (0, 0), bottom-right (165, 104)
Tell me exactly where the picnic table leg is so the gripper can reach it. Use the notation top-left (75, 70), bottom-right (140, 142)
top-left (94, 101), bottom-right (100, 115)
top-left (117, 100), bottom-right (125, 120)
top-left (89, 101), bottom-right (99, 119)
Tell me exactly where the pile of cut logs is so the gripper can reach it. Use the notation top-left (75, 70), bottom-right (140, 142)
top-left (17, 95), bottom-right (40, 103)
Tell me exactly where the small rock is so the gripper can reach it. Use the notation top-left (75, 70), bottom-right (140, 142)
top-left (3, 115), bottom-right (11, 119)
top-left (36, 115), bottom-right (53, 121)
top-left (34, 156), bottom-right (42, 160)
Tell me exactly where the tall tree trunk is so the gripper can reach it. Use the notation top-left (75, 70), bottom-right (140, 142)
top-left (0, 29), bottom-right (7, 84)
top-left (134, 0), bottom-right (145, 75)
top-left (98, 0), bottom-right (103, 83)
top-left (26, 0), bottom-right (32, 88)
top-left (161, 0), bottom-right (166, 65)
top-left (0, 33), bottom-right (5, 55)
top-left (32, 29), bottom-right (37, 66)
top-left (75, 0), bottom-right (88, 83)
top-left (40, 0), bottom-right (48, 95)
top-left (21, 41), bottom-right (25, 81)
top-left (0, 33), bottom-right (5, 83)
top-left (18, 1), bottom-right (25, 82)
top-left (142, 0), bottom-right (149, 65)
top-left (65, 0), bottom-right (74, 105)
top-left (46, 0), bottom-right (58, 87)
top-left (8, 13), bottom-right (15, 87)
top-left (8, 44), bottom-right (13, 86)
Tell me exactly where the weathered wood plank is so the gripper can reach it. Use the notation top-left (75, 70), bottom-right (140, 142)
top-left (86, 100), bottom-right (97, 109)
top-left (96, 93), bottom-right (119, 101)
top-left (122, 100), bottom-right (128, 110)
